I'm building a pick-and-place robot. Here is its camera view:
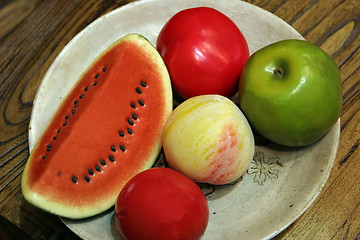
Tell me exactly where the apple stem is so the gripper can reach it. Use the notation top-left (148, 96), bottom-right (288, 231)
top-left (274, 67), bottom-right (285, 79)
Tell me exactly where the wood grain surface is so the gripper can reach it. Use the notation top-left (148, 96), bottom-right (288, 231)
top-left (0, 0), bottom-right (359, 239)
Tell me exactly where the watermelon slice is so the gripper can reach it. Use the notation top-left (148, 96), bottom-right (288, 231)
top-left (22, 33), bottom-right (173, 219)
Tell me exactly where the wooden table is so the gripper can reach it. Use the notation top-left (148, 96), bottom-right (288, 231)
top-left (1, 0), bottom-right (359, 239)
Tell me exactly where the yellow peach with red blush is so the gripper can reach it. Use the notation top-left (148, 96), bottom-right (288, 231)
top-left (162, 95), bottom-right (255, 185)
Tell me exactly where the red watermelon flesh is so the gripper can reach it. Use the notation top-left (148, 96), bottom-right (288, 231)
top-left (22, 33), bottom-right (173, 219)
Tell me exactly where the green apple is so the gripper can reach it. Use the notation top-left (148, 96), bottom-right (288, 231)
top-left (238, 39), bottom-right (342, 147)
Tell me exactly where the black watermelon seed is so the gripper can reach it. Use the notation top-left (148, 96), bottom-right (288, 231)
top-left (109, 155), bottom-right (115, 162)
top-left (84, 175), bottom-right (91, 182)
top-left (84, 86), bottom-right (89, 92)
top-left (74, 100), bottom-right (79, 105)
top-left (138, 99), bottom-right (144, 106)
top-left (63, 122), bottom-right (67, 127)
top-left (65, 115), bottom-right (70, 120)
top-left (93, 81), bottom-right (98, 86)
top-left (132, 113), bottom-right (137, 120)
top-left (79, 94), bottom-right (84, 99)
top-left (111, 145), bottom-right (116, 152)
top-left (119, 145), bottom-right (126, 152)
top-left (103, 67), bottom-right (107, 72)
top-left (47, 144), bottom-right (52, 151)
top-left (71, 176), bottom-right (78, 183)
top-left (136, 87), bottom-right (142, 94)
top-left (95, 165), bottom-right (101, 172)
top-left (57, 129), bottom-right (61, 133)
top-left (127, 128), bottom-right (133, 134)
top-left (42, 155), bottom-right (46, 159)
top-left (95, 74), bottom-right (99, 79)
top-left (119, 131), bottom-right (125, 137)
top-left (130, 102), bottom-right (136, 108)
top-left (88, 168), bottom-right (94, 175)
top-left (100, 159), bottom-right (106, 165)
top-left (140, 81), bottom-right (147, 87)
top-left (58, 172), bottom-right (62, 176)
top-left (53, 136), bottom-right (57, 140)
top-left (127, 118), bottom-right (134, 125)
top-left (72, 109), bottom-right (76, 115)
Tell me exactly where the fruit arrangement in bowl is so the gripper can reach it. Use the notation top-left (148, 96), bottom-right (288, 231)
top-left (23, 1), bottom-right (342, 240)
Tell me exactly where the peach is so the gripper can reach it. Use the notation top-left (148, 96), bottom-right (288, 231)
top-left (163, 95), bottom-right (255, 185)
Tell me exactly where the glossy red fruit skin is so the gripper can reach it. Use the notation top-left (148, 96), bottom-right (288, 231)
top-left (115, 167), bottom-right (209, 240)
top-left (157, 7), bottom-right (249, 99)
